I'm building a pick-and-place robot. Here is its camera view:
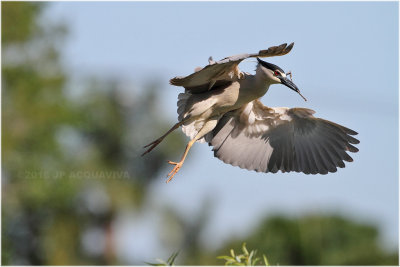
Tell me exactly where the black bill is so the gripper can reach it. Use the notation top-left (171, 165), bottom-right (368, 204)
top-left (280, 77), bottom-right (307, 102)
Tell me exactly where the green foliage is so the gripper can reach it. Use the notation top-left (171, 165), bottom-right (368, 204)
top-left (153, 214), bottom-right (398, 265)
top-left (146, 251), bottom-right (179, 266)
top-left (2, 2), bottom-right (398, 266)
top-left (148, 244), bottom-right (269, 266)
top-left (2, 2), bottom-right (44, 44)
top-left (2, 2), bottom-right (185, 265)
top-left (218, 215), bottom-right (398, 266)
top-left (217, 243), bottom-right (270, 266)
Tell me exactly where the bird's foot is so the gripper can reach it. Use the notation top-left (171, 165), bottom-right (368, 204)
top-left (208, 56), bottom-right (215, 65)
top-left (234, 66), bottom-right (245, 80)
top-left (141, 138), bottom-right (163, 156)
top-left (166, 160), bottom-right (183, 183)
top-left (286, 71), bottom-right (293, 81)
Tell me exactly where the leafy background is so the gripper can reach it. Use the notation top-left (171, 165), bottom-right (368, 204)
top-left (2, 2), bottom-right (398, 265)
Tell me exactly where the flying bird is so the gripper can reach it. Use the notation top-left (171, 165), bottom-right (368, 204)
top-left (142, 43), bottom-right (359, 183)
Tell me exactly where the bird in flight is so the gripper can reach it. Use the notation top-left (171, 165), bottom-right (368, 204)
top-left (142, 43), bottom-right (359, 183)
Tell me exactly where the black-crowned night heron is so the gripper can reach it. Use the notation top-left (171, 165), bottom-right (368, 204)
top-left (142, 43), bottom-right (359, 183)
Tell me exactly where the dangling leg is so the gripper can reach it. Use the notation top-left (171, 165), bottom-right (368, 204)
top-left (166, 118), bottom-right (219, 183)
top-left (166, 139), bottom-right (196, 183)
top-left (141, 121), bottom-right (184, 156)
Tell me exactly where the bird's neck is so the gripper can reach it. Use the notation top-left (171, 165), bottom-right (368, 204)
top-left (253, 69), bottom-right (272, 96)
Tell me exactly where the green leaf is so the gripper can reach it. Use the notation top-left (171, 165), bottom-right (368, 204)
top-left (144, 262), bottom-right (168, 266)
top-left (166, 251), bottom-right (179, 265)
top-left (242, 243), bottom-right (249, 255)
top-left (218, 242), bottom-right (271, 266)
top-left (230, 249), bottom-right (235, 258)
top-left (248, 250), bottom-right (254, 265)
top-left (217, 256), bottom-right (235, 261)
top-left (263, 255), bottom-right (270, 266)
top-left (252, 257), bottom-right (261, 266)
top-left (146, 252), bottom-right (179, 266)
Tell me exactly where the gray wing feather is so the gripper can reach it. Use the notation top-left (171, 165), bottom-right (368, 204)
top-left (170, 43), bottom-right (294, 93)
top-left (207, 101), bottom-right (359, 175)
top-left (252, 42), bottom-right (294, 58)
top-left (170, 61), bottom-right (238, 88)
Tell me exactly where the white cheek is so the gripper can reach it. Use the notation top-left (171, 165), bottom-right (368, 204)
top-left (272, 76), bottom-right (281, 83)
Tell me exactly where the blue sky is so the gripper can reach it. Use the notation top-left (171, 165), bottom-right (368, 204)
top-left (45, 1), bottom-right (398, 263)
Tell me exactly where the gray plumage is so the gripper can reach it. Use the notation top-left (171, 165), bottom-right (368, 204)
top-left (204, 100), bottom-right (359, 174)
top-left (142, 42), bottom-right (359, 182)
top-left (170, 43), bottom-right (294, 93)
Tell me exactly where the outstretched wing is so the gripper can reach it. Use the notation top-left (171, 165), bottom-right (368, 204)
top-left (170, 43), bottom-right (294, 94)
top-left (205, 100), bottom-right (359, 174)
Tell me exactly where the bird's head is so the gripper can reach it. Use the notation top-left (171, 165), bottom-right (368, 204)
top-left (256, 57), bottom-right (307, 101)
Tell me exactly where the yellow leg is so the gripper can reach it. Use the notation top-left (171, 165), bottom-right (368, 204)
top-left (166, 139), bottom-right (195, 183)
top-left (165, 117), bottom-right (219, 183)
top-left (141, 121), bottom-right (184, 156)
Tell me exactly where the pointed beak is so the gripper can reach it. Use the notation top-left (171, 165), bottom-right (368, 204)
top-left (279, 77), bottom-right (307, 101)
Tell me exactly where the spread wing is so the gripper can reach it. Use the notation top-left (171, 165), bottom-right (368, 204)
top-left (170, 42), bottom-right (294, 94)
top-left (205, 100), bottom-right (360, 174)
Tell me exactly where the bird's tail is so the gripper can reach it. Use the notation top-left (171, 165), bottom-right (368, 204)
top-left (141, 121), bottom-right (184, 156)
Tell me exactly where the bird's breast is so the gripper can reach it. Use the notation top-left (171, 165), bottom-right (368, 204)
top-left (212, 80), bottom-right (264, 113)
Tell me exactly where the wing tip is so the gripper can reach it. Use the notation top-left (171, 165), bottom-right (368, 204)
top-left (346, 144), bottom-right (359, 153)
top-left (286, 42), bottom-right (295, 53)
top-left (257, 42), bottom-right (295, 58)
top-left (170, 77), bottom-right (184, 86)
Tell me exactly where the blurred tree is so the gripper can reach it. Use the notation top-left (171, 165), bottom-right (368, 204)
top-left (214, 215), bottom-right (398, 266)
top-left (2, 2), bottom-right (184, 265)
top-left (158, 195), bottom-right (215, 265)
top-left (2, 3), bottom-right (398, 266)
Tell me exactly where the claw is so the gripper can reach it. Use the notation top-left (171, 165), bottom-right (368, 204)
top-left (166, 160), bottom-right (183, 183)
top-left (286, 71), bottom-right (293, 81)
top-left (233, 65), bottom-right (245, 80)
top-left (208, 56), bottom-right (215, 65)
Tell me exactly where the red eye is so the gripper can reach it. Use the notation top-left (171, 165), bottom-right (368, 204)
top-left (274, 71), bottom-right (280, 76)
